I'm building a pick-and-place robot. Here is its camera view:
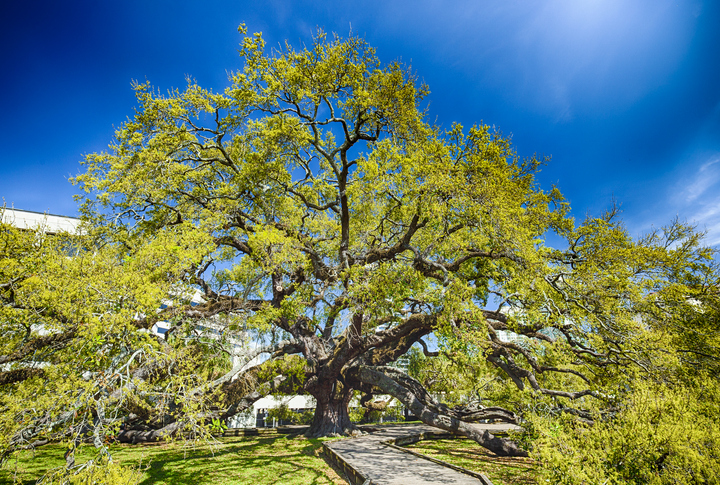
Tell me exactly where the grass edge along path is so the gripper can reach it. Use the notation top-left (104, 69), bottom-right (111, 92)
top-left (403, 438), bottom-right (540, 485)
top-left (0, 434), bottom-right (348, 485)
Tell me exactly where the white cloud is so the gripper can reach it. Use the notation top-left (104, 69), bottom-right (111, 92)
top-left (674, 155), bottom-right (720, 246)
top-left (702, 221), bottom-right (720, 247)
top-left (630, 154), bottom-right (720, 249)
top-left (682, 156), bottom-right (720, 202)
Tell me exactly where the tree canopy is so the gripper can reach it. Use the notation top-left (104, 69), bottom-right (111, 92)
top-left (2, 27), bottom-right (718, 483)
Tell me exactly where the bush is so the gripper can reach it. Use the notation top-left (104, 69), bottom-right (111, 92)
top-left (266, 404), bottom-right (314, 425)
top-left (297, 409), bottom-right (315, 425)
top-left (534, 378), bottom-right (720, 484)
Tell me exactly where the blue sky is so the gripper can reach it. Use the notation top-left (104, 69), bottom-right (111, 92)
top-left (2, 0), bottom-right (719, 245)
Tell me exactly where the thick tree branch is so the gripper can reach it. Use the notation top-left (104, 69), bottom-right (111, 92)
top-left (352, 365), bottom-right (528, 457)
top-left (0, 329), bottom-right (78, 365)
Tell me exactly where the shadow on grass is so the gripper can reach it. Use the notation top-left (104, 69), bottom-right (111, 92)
top-left (1, 436), bottom-right (347, 485)
top-left (131, 437), bottom-right (345, 485)
top-left (406, 439), bottom-right (539, 485)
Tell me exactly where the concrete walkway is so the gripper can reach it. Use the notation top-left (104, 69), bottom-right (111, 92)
top-left (324, 423), bottom-right (520, 485)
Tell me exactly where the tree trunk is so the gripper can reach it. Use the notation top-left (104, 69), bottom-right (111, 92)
top-left (305, 379), bottom-right (356, 437)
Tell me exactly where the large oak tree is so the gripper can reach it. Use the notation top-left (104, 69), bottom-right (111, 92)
top-left (73, 27), bottom-right (568, 455)
top-left (3, 28), bottom-right (718, 476)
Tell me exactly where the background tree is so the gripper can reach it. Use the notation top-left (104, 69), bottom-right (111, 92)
top-left (407, 213), bottom-right (720, 482)
top-left (0, 210), bottom-right (212, 477)
top-left (525, 222), bottom-right (720, 483)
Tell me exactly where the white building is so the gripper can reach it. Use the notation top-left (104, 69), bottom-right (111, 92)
top-left (229, 394), bottom-right (317, 428)
top-left (1, 208), bottom-right (81, 234)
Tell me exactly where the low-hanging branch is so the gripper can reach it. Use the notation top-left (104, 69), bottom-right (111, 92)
top-left (351, 365), bottom-right (528, 457)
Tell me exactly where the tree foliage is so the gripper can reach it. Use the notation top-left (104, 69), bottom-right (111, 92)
top-left (0, 209), bottom-right (245, 480)
top-left (2, 26), bottom-right (719, 483)
top-left (408, 213), bottom-right (720, 482)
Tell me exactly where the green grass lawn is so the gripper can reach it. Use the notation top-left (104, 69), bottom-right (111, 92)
top-left (404, 438), bottom-right (540, 485)
top-left (0, 435), bottom-right (347, 485)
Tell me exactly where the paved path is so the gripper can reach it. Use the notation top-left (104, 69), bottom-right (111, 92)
top-left (324, 423), bottom-right (520, 485)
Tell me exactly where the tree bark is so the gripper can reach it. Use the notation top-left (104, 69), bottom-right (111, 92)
top-left (115, 421), bottom-right (183, 444)
top-left (305, 378), bottom-right (356, 437)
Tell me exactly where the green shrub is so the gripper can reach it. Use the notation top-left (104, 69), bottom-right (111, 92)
top-left (534, 378), bottom-right (720, 484)
top-left (266, 404), bottom-right (314, 425)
